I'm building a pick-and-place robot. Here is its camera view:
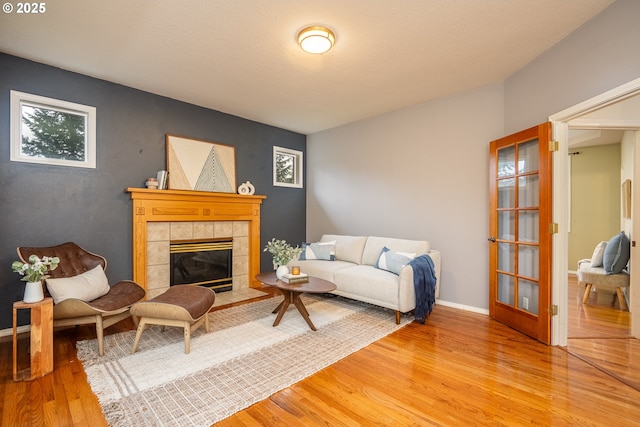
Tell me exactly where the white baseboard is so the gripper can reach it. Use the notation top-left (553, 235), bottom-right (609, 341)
top-left (436, 270), bottom-right (580, 317)
top-left (437, 299), bottom-right (489, 316)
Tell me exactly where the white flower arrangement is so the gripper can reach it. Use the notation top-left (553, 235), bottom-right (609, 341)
top-left (263, 238), bottom-right (302, 269)
top-left (12, 254), bottom-right (60, 282)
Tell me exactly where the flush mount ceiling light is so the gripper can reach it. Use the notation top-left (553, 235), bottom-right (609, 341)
top-left (297, 26), bottom-right (335, 54)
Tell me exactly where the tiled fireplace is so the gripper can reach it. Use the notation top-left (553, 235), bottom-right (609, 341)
top-left (146, 221), bottom-right (249, 299)
top-left (127, 188), bottom-right (265, 299)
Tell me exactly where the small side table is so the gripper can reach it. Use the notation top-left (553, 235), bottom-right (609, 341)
top-left (12, 297), bottom-right (54, 381)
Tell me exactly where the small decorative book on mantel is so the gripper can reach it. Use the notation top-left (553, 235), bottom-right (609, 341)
top-left (281, 273), bottom-right (309, 284)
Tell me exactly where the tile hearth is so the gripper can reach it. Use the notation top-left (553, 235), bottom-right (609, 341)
top-left (212, 287), bottom-right (268, 307)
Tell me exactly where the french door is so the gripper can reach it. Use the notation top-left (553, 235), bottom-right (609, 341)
top-left (489, 123), bottom-right (553, 344)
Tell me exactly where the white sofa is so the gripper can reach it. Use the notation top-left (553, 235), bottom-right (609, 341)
top-left (289, 234), bottom-right (441, 323)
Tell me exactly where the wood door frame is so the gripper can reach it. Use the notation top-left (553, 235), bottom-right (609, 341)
top-left (550, 77), bottom-right (640, 346)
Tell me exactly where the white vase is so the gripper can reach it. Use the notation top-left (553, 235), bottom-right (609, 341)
top-left (276, 265), bottom-right (289, 280)
top-left (23, 281), bottom-right (45, 303)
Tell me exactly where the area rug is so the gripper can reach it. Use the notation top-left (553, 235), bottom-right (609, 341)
top-left (77, 294), bottom-right (411, 426)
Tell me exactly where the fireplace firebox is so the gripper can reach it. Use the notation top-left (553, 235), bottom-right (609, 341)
top-left (170, 239), bottom-right (232, 292)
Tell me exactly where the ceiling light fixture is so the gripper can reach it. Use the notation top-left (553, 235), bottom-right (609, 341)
top-left (298, 26), bottom-right (335, 54)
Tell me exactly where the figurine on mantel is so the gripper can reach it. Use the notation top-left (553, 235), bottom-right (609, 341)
top-left (146, 177), bottom-right (158, 189)
top-left (237, 181), bottom-right (255, 195)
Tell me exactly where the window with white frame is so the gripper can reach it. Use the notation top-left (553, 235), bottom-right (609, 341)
top-left (10, 90), bottom-right (96, 168)
top-left (273, 146), bottom-right (303, 188)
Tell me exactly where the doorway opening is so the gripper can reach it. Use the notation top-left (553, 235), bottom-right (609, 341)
top-left (550, 78), bottom-right (640, 391)
top-left (549, 76), bottom-right (640, 346)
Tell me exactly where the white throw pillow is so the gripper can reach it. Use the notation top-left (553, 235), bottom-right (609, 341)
top-left (590, 241), bottom-right (607, 268)
top-left (45, 264), bottom-right (111, 304)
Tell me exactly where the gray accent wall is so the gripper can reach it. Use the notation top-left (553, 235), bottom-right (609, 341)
top-left (0, 53), bottom-right (306, 330)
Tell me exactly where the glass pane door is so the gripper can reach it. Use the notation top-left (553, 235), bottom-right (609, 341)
top-left (496, 139), bottom-right (540, 315)
top-left (489, 122), bottom-right (552, 344)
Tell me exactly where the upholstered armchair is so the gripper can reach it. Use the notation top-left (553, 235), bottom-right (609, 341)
top-left (577, 235), bottom-right (630, 311)
top-left (17, 242), bottom-right (146, 356)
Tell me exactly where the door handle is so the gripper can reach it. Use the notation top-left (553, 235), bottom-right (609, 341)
top-left (488, 236), bottom-right (496, 243)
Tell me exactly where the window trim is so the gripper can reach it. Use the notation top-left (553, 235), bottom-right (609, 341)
top-left (10, 90), bottom-right (97, 168)
top-left (273, 146), bottom-right (303, 188)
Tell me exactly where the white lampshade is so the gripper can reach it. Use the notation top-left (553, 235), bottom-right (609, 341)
top-left (298, 26), bottom-right (335, 54)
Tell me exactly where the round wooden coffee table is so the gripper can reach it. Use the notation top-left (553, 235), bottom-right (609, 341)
top-left (256, 272), bottom-right (337, 331)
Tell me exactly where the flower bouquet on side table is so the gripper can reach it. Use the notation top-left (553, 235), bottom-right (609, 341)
top-left (12, 254), bottom-right (60, 303)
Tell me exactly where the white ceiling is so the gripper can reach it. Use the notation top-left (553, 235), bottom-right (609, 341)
top-left (569, 129), bottom-right (624, 148)
top-left (0, 0), bottom-right (615, 134)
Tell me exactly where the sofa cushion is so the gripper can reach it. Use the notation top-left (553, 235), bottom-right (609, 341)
top-left (299, 241), bottom-right (336, 261)
top-left (590, 241), bottom-right (607, 268)
top-left (321, 235), bottom-right (368, 264)
top-left (375, 247), bottom-right (416, 275)
top-left (362, 236), bottom-right (429, 266)
top-left (603, 231), bottom-right (630, 274)
top-left (333, 265), bottom-right (401, 308)
top-left (45, 264), bottom-right (111, 304)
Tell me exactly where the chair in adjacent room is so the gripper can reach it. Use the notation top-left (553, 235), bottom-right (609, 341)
top-left (17, 242), bottom-right (146, 356)
top-left (577, 236), bottom-right (630, 311)
top-left (578, 259), bottom-right (630, 310)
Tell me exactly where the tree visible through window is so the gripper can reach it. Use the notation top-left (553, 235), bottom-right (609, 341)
top-left (273, 146), bottom-right (303, 188)
top-left (275, 151), bottom-right (295, 184)
top-left (21, 105), bottom-right (86, 161)
top-left (10, 91), bottom-right (96, 168)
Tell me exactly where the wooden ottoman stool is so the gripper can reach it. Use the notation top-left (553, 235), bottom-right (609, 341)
top-left (130, 285), bottom-right (216, 354)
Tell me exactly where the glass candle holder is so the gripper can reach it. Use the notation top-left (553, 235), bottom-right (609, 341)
top-left (291, 266), bottom-right (301, 275)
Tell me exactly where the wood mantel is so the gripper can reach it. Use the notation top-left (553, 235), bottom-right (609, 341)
top-left (126, 188), bottom-right (265, 292)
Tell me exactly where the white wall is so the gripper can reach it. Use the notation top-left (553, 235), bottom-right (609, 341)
top-left (504, 0), bottom-right (640, 134)
top-left (307, 83), bottom-right (504, 310)
top-left (568, 144), bottom-right (621, 268)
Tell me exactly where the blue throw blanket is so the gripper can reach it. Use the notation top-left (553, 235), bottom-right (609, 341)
top-left (409, 254), bottom-right (436, 324)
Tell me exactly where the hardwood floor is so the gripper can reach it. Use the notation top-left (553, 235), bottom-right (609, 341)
top-left (1, 284), bottom-right (639, 426)
top-left (566, 274), bottom-right (639, 392)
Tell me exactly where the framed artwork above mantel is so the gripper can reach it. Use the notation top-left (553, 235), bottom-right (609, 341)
top-left (166, 134), bottom-right (236, 193)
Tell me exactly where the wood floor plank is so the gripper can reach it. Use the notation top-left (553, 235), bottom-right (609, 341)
top-left (1, 284), bottom-right (639, 426)
top-left (566, 273), bottom-right (638, 394)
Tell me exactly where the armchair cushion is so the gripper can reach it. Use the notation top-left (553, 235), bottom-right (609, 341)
top-left (603, 231), bottom-right (630, 274)
top-left (45, 264), bottom-right (110, 304)
top-left (52, 280), bottom-right (146, 319)
top-left (590, 241), bottom-right (607, 268)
